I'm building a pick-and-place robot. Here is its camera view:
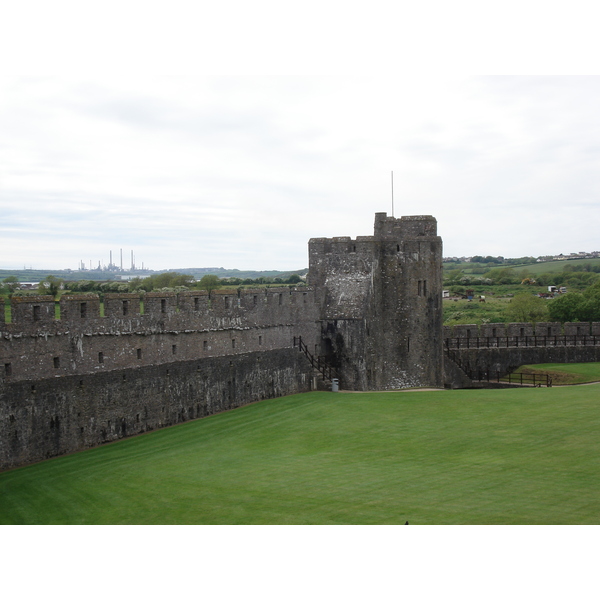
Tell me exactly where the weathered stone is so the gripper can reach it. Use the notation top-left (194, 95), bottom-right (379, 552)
top-left (309, 213), bottom-right (444, 390)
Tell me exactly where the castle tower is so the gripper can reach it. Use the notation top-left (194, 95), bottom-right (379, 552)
top-left (308, 213), bottom-right (443, 390)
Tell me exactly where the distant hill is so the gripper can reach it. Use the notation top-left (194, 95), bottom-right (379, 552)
top-left (504, 257), bottom-right (600, 275)
top-left (0, 267), bottom-right (309, 282)
top-left (445, 257), bottom-right (600, 276)
top-left (0, 269), bottom-right (115, 282)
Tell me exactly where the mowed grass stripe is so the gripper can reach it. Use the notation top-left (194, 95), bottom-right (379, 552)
top-left (1, 386), bottom-right (600, 524)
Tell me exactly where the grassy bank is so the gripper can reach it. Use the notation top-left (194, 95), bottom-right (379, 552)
top-left (513, 362), bottom-right (600, 385)
top-left (2, 385), bottom-right (600, 524)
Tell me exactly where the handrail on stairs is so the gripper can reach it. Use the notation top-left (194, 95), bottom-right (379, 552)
top-left (296, 336), bottom-right (338, 382)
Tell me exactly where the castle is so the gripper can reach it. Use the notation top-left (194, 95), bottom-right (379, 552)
top-left (2, 213), bottom-right (599, 471)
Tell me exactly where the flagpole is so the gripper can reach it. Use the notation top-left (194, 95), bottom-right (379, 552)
top-left (391, 170), bottom-right (394, 217)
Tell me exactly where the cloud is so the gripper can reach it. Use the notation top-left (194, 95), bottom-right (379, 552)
top-left (1, 71), bottom-right (600, 270)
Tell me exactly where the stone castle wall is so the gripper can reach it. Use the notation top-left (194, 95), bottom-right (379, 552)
top-left (443, 321), bottom-right (600, 387)
top-left (0, 348), bottom-right (312, 471)
top-left (0, 287), bottom-right (320, 470)
top-left (444, 322), bottom-right (600, 338)
top-left (1, 287), bottom-right (319, 383)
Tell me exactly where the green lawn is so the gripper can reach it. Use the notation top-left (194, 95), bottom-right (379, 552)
top-left (514, 362), bottom-right (600, 385)
top-left (1, 386), bottom-right (600, 524)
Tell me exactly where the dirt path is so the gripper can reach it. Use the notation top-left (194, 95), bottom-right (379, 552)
top-left (338, 388), bottom-right (445, 393)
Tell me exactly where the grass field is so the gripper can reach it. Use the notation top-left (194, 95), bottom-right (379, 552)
top-left (514, 362), bottom-right (600, 385)
top-left (2, 384), bottom-right (600, 525)
top-left (443, 296), bottom-right (513, 324)
top-left (505, 257), bottom-right (600, 275)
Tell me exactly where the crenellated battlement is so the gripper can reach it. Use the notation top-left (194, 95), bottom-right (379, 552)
top-left (0, 288), bottom-right (319, 385)
top-left (2, 287), bottom-right (316, 329)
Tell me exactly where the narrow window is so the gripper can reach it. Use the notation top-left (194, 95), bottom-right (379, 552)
top-left (397, 244), bottom-right (400, 252)
top-left (232, 339), bottom-right (236, 349)
top-left (161, 299), bottom-right (166, 314)
top-left (80, 302), bottom-right (87, 318)
top-left (53, 356), bottom-right (60, 369)
top-left (225, 296), bottom-right (230, 309)
top-left (253, 295), bottom-right (258, 306)
top-left (33, 305), bottom-right (41, 321)
top-left (278, 294), bottom-right (283, 305)
top-left (203, 340), bottom-right (208, 351)
top-left (259, 335), bottom-right (263, 346)
top-left (520, 328), bottom-right (525, 337)
top-left (492, 328), bottom-right (497, 337)
top-left (547, 327), bottom-right (552, 336)
top-left (303, 293), bottom-right (307, 303)
top-left (31, 384), bottom-right (36, 393)
top-left (407, 337), bottom-right (410, 353)
top-left (137, 348), bottom-right (142, 359)
top-left (577, 326), bottom-right (581, 336)
top-left (466, 329), bottom-right (471, 338)
top-left (194, 297), bottom-right (200, 311)
top-left (172, 344), bottom-right (177, 355)
top-left (122, 300), bottom-right (129, 316)
top-left (98, 352), bottom-right (104, 364)
top-left (418, 281), bottom-right (422, 296)
top-left (5, 363), bottom-right (12, 376)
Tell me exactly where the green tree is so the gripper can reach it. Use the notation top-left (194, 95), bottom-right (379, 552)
top-left (39, 275), bottom-right (64, 297)
top-left (505, 293), bottom-right (549, 323)
top-left (128, 272), bottom-right (194, 292)
top-left (445, 269), bottom-right (463, 283)
top-left (2, 276), bottom-right (19, 293)
top-left (548, 293), bottom-right (585, 322)
top-left (486, 267), bottom-right (519, 285)
top-left (550, 282), bottom-right (600, 322)
top-left (580, 282), bottom-right (600, 321)
top-left (198, 275), bottom-right (221, 294)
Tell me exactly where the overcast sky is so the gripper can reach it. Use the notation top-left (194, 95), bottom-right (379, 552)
top-left (1, 1), bottom-right (599, 272)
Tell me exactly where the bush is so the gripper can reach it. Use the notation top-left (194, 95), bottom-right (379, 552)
top-left (505, 293), bottom-right (549, 323)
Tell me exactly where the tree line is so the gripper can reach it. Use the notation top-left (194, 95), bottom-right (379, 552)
top-left (2, 272), bottom-right (305, 297)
